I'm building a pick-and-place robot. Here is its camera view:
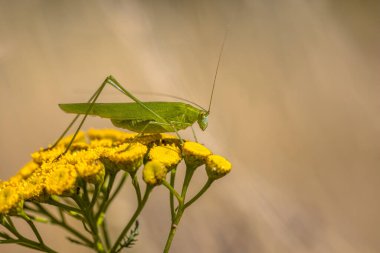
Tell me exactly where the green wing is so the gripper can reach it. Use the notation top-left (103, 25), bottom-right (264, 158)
top-left (59, 102), bottom-right (199, 122)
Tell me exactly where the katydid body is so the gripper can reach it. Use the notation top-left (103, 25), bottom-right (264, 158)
top-left (54, 32), bottom-right (225, 151)
top-left (52, 75), bottom-right (209, 152)
top-left (59, 102), bottom-right (208, 133)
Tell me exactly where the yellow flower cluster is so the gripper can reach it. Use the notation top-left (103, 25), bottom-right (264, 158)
top-left (0, 129), bottom-right (231, 214)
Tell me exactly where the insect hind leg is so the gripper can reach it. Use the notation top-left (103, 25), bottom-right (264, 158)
top-left (51, 76), bottom-right (113, 155)
top-left (105, 76), bottom-right (184, 141)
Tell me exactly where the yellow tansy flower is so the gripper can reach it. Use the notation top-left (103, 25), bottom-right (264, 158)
top-left (17, 161), bottom-right (40, 179)
top-left (148, 144), bottom-right (181, 170)
top-left (20, 172), bottom-right (46, 201)
top-left (135, 133), bottom-right (181, 146)
top-left (45, 162), bottom-right (78, 196)
top-left (134, 133), bottom-right (162, 145)
top-left (101, 142), bottom-right (147, 175)
top-left (205, 155), bottom-right (232, 180)
top-left (183, 142), bottom-right (212, 168)
top-left (69, 142), bottom-right (89, 152)
top-left (0, 183), bottom-right (21, 214)
top-left (31, 146), bottom-right (65, 165)
top-left (56, 131), bottom-right (86, 147)
top-left (88, 128), bottom-right (135, 142)
top-left (89, 139), bottom-right (114, 148)
top-left (64, 150), bottom-right (105, 184)
top-left (143, 161), bottom-right (167, 186)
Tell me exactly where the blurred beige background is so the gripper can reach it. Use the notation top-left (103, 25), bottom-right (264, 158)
top-left (1, 0), bottom-right (380, 252)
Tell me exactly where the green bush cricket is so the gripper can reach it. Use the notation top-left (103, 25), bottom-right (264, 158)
top-left (54, 39), bottom-right (226, 152)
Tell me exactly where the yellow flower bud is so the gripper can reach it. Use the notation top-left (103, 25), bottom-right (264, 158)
top-left (45, 162), bottom-right (78, 196)
top-left (206, 155), bottom-right (232, 180)
top-left (143, 161), bottom-right (167, 186)
top-left (148, 144), bottom-right (181, 171)
top-left (0, 182), bottom-right (21, 214)
top-left (64, 150), bottom-right (105, 184)
top-left (101, 143), bottom-right (147, 175)
top-left (17, 161), bottom-right (40, 179)
top-left (183, 142), bottom-right (212, 168)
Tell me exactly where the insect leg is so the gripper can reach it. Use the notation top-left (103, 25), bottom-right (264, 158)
top-left (50, 84), bottom-right (103, 149)
top-left (105, 76), bottom-right (183, 141)
top-left (117, 121), bottom-right (179, 153)
top-left (53, 77), bottom-right (112, 155)
top-left (190, 126), bottom-right (198, 143)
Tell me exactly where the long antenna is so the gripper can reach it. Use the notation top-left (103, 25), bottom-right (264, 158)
top-left (208, 28), bottom-right (228, 113)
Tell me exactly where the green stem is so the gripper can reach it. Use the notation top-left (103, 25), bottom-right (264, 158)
top-left (82, 181), bottom-right (91, 204)
top-left (132, 175), bottom-right (142, 204)
top-left (90, 184), bottom-right (100, 209)
top-left (2, 216), bottom-right (58, 253)
top-left (47, 198), bottom-right (82, 213)
top-left (162, 180), bottom-right (182, 203)
top-left (1, 238), bottom-right (56, 252)
top-left (180, 167), bottom-right (196, 198)
top-left (72, 194), bottom-right (105, 252)
top-left (0, 239), bottom-right (40, 250)
top-left (163, 165), bottom-right (196, 253)
top-left (98, 173), bottom-right (129, 251)
top-left (96, 173), bottom-right (116, 221)
top-left (101, 219), bottom-right (111, 250)
top-left (103, 172), bottom-right (128, 212)
top-left (4, 217), bottom-right (21, 238)
top-left (59, 208), bottom-right (66, 223)
top-left (163, 204), bottom-right (184, 253)
top-left (184, 179), bottom-right (213, 209)
top-left (110, 185), bottom-right (152, 253)
top-left (22, 216), bottom-right (44, 245)
top-left (33, 203), bottom-right (92, 246)
top-left (169, 169), bottom-right (176, 220)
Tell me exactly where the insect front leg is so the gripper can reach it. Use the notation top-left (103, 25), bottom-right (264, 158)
top-left (190, 126), bottom-right (198, 143)
top-left (52, 76), bottom-right (112, 154)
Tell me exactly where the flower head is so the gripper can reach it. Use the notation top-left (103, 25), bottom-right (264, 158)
top-left (19, 172), bottom-right (46, 201)
top-left (88, 128), bottom-right (135, 142)
top-left (17, 161), bottom-right (40, 179)
top-left (44, 162), bottom-right (78, 196)
top-left (31, 146), bottom-right (65, 165)
top-left (101, 142), bottom-right (147, 175)
top-left (205, 155), bottom-right (232, 180)
top-left (148, 144), bottom-right (181, 170)
top-left (69, 142), bottom-right (89, 152)
top-left (0, 182), bottom-right (21, 214)
top-left (143, 161), bottom-right (167, 186)
top-left (89, 139), bottom-right (114, 148)
top-left (56, 131), bottom-right (86, 147)
top-left (183, 141), bottom-right (212, 168)
top-left (64, 149), bottom-right (105, 184)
